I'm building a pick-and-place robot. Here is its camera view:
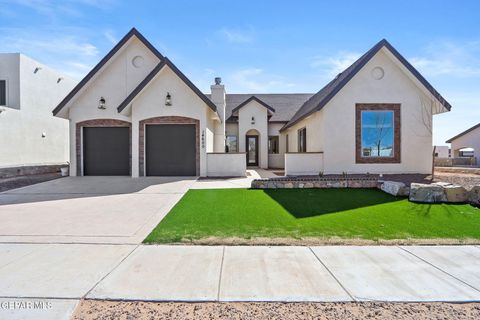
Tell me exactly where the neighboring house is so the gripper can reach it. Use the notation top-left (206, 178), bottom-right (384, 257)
top-left (53, 28), bottom-right (451, 177)
top-left (434, 146), bottom-right (450, 158)
top-left (446, 123), bottom-right (480, 164)
top-left (0, 53), bottom-right (77, 176)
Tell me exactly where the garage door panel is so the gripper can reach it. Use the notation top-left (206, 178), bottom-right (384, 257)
top-left (146, 124), bottom-right (196, 176)
top-left (83, 127), bottom-right (130, 176)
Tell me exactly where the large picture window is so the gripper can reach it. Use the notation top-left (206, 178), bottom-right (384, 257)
top-left (356, 104), bottom-right (400, 163)
top-left (225, 135), bottom-right (237, 153)
top-left (268, 136), bottom-right (279, 154)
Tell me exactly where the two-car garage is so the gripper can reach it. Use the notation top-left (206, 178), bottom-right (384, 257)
top-left (81, 123), bottom-right (197, 176)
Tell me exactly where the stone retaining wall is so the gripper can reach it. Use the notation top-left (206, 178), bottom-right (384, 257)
top-left (251, 176), bottom-right (378, 189)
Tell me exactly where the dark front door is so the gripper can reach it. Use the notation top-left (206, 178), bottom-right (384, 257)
top-left (246, 135), bottom-right (259, 166)
top-left (145, 124), bottom-right (196, 176)
top-left (83, 127), bottom-right (130, 176)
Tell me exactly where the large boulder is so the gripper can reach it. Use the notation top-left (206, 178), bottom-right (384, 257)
top-left (443, 184), bottom-right (468, 203)
top-left (468, 186), bottom-right (480, 206)
top-left (380, 181), bottom-right (409, 197)
top-left (409, 183), bottom-right (447, 203)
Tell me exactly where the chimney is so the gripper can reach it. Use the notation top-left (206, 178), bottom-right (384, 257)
top-left (210, 77), bottom-right (226, 123)
top-left (210, 77), bottom-right (226, 152)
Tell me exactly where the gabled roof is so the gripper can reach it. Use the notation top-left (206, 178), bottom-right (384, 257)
top-left (446, 123), bottom-right (480, 143)
top-left (53, 28), bottom-right (164, 116)
top-left (280, 39), bottom-right (452, 132)
top-left (231, 96), bottom-right (275, 114)
top-left (117, 57), bottom-right (217, 113)
top-left (206, 93), bottom-right (313, 122)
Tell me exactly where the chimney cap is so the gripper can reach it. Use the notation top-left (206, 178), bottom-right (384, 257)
top-left (214, 77), bottom-right (222, 85)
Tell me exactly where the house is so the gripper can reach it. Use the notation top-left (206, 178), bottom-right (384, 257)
top-left (446, 123), bottom-right (480, 164)
top-left (0, 53), bottom-right (77, 177)
top-left (53, 28), bottom-right (451, 177)
top-left (434, 146), bottom-right (450, 158)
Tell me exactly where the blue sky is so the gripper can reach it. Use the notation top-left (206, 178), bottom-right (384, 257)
top-left (1, 0), bottom-right (479, 145)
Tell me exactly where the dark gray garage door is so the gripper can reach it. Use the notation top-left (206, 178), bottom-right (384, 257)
top-left (146, 124), bottom-right (196, 176)
top-left (83, 127), bottom-right (130, 176)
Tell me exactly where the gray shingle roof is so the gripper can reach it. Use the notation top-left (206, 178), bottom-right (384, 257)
top-left (280, 39), bottom-right (452, 131)
top-left (206, 93), bottom-right (314, 122)
top-left (446, 123), bottom-right (480, 143)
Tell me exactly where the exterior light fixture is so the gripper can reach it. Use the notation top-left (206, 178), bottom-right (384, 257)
top-left (251, 116), bottom-right (255, 125)
top-left (98, 97), bottom-right (106, 110)
top-left (0, 108), bottom-right (6, 114)
top-left (57, 77), bottom-right (64, 83)
top-left (34, 67), bottom-right (42, 74)
top-left (201, 130), bottom-right (205, 149)
top-left (165, 92), bottom-right (172, 106)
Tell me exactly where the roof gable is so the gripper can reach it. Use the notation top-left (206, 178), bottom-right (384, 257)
top-left (280, 39), bottom-right (452, 132)
top-left (52, 28), bottom-right (164, 116)
top-left (117, 57), bottom-right (217, 113)
top-left (231, 96), bottom-right (275, 114)
top-left (446, 123), bottom-right (480, 143)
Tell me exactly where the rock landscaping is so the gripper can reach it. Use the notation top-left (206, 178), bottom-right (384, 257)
top-left (409, 182), bottom-right (471, 204)
top-left (251, 175), bottom-right (378, 189)
top-left (380, 181), bottom-right (409, 196)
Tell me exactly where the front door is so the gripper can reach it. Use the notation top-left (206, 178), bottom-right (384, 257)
top-left (246, 135), bottom-right (259, 166)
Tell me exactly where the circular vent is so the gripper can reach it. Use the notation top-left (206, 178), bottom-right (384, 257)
top-left (371, 66), bottom-right (385, 80)
top-left (132, 56), bottom-right (144, 68)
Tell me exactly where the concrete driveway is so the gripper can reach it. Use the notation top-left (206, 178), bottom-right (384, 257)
top-left (0, 176), bottom-right (197, 244)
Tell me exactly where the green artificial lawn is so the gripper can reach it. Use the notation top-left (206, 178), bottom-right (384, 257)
top-left (144, 188), bottom-right (480, 243)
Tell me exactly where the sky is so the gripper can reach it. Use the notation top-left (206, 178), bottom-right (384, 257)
top-left (0, 0), bottom-right (479, 145)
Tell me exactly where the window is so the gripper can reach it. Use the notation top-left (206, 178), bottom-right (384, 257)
top-left (225, 135), bottom-right (237, 153)
top-left (0, 80), bottom-right (6, 106)
top-left (356, 104), bottom-right (400, 163)
top-left (268, 136), bottom-right (279, 154)
top-left (298, 128), bottom-right (306, 152)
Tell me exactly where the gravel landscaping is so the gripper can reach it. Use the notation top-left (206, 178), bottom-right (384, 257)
top-left (72, 300), bottom-right (480, 320)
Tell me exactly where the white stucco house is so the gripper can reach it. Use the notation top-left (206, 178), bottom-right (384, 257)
top-left (53, 28), bottom-right (452, 177)
top-left (446, 123), bottom-right (480, 164)
top-left (0, 53), bottom-right (77, 176)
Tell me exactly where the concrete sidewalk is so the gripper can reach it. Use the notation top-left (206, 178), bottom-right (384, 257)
top-left (1, 244), bottom-right (479, 308)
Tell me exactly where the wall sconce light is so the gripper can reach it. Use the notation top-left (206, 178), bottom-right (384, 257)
top-left (251, 116), bottom-right (255, 125)
top-left (165, 92), bottom-right (172, 106)
top-left (98, 97), bottom-right (106, 110)
top-left (201, 130), bottom-right (205, 149)
top-left (0, 108), bottom-right (6, 115)
top-left (57, 77), bottom-right (64, 83)
top-left (41, 132), bottom-right (46, 138)
top-left (34, 67), bottom-right (42, 74)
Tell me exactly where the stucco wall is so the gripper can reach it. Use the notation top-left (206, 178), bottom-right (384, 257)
top-left (283, 48), bottom-right (435, 174)
top-left (238, 100), bottom-right (269, 168)
top-left (65, 38), bottom-right (216, 177)
top-left (268, 123), bottom-right (287, 169)
top-left (285, 153), bottom-right (324, 176)
top-left (206, 153), bottom-right (246, 177)
top-left (0, 54), bottom-right (76, 168)
top-left (450, 127), bottom-right (480, 164)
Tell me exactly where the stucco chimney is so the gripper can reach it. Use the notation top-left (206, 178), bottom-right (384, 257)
top-left (210, 78), bottom-right (226, 152)
top-left (210, 77), bottom-right (226, 123)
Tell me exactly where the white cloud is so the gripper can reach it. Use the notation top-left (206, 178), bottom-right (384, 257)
top-left (410, 40), bottom-right (480, 77)
top-left (311, 51), bottom-right (361, 78)
top-left (1, 0), bottom-right (116, 17)
top-left (228, 68), bottom-right (296, 92)
top-left (103, 30), bottom-right (118, 45)
top-left (218, 27), bottom-right (255, 44)
top-left (0, 28), bottom-right (99, 79)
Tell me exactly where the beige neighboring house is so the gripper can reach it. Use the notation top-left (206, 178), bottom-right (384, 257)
top-left (434, 145), bottom-right (450, 158)
top-left (446, 123), bottom-right (480, 164)
top-left (0, 53), bottom-right (77, 177)
top-left (53, 28), bottom-right (452, 177)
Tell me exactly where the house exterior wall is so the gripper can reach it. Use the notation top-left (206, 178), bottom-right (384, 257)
top-left (435, 145), bottom-right (450, 158)
top-left (0, 53), bottom-right (76, 168)
top-left (268, 123), bottom-right (287, 169)
top-left (238, 100), bottom-right (268, 168)
top-left (284, 49), bottom-right (434, 174)
top-left (449, 127), bottom-right (480, 164)
top-left (65, 40), bottom-right (216, 177)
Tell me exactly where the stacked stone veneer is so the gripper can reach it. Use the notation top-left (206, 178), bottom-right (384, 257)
top-left (251, 176), bottom-right (378, 189)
